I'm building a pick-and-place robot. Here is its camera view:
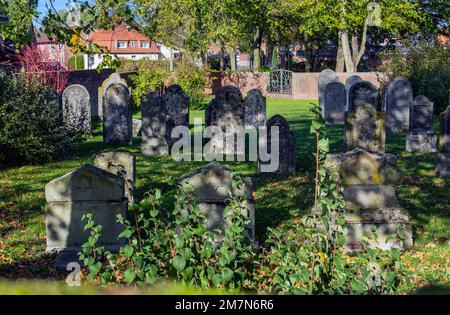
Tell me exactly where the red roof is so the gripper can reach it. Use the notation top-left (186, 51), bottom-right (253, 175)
top-left (88, 26), bottom-right (160, 54)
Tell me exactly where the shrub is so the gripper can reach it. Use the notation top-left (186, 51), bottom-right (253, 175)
top-left (68, 55), bottom-right (85, 70)
top-left (379, 42), bottom-right (450, 114)
top-left (0, 70), bottom-right (73, 166)
top-left (173, 60), bottom-right (207, 110)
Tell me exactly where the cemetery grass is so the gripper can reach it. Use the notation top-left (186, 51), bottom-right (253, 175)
top-left (0, 98), bottom-right (449, 294)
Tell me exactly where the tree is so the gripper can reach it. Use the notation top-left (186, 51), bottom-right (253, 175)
top-left (0, 0), bottom-right (38, 49)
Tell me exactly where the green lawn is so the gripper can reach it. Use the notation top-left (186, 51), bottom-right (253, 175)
top-left (0, 98), bottom-right (449, 292)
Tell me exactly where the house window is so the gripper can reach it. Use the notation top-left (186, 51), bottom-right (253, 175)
top-left (140, 41), bottom-right (149, 49)
top-left (117, 41), bottom-right (127, 49)
top-left (129, 41), bottom-right (136, 48)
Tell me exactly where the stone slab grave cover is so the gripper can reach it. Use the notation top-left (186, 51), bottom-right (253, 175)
top-left (437, 105), bottom-right (450, 178)
top-left (103, 83), bottom-right (133, 146)
top-left (327, 102), bottom-right (412, 250)
top-left (324, 81), bottom-right (346, 125)
top-left (45, 164), bottom-right (128, 268)
top-left (206, 86), bottom-right (245, 156)
top-left (318, 69), bottom-right (338, 117)
top-left (245, 89), bottom-right (267, 129)
top-left (62, 84), bottom-right (91, 135)
top-left (132, 119), bottom-right (142, 137)
top-left (384, 77), bottom-right (413, 133)
top-left (406, 95), bottom-right (436, 152)
top-left (98, 73), bottom-right (129, 119)
top-left (141, 91), bottom-right (169, 156)
top-left (94, 151), bottom-right (136, 202)
top-left (259, 114), bottom-right (296, 174)
top-left (345, 75), bottom-right (362, 109)
top-left (178, 162), bottom-right (255, 242)
top-left (163, 85), bottom-right (190, 148)
top-left (348, 81), bottom-right (380, 112)
top-left (345, 103), bottom-right (386, 153)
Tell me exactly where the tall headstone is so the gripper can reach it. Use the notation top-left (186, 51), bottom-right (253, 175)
top-left (45, 164), bottom-right (128, 268)
top-left (178, 163), bottom-right (255, 241)
top-left (345, 103), bottom-right (386, 153)
top-left (94, 152), bottom-right (136, 202)
top-left (384, 77), bottom-right (413, 133)
top-left (406, 96), bottom-right (436, 152)
top-left (259, 114), bottom-right (296, 174)
top-left (141, 91), bottom-right (169, 156)
top-left (163, 85), bottom-right (190, 147)
top-left (318, 69), bottom-right (338, 116)
top-left (437, 106), bottom-right (450, 177)
top-left (327, 105), bottom-right (412, 250)
top-left (98, 73), bottom-right (129, 119)
top-left (206, 86), bottom-right (245, 155)
top-left (345, 75), bottom-right (362, 109)
top-left (348, 81), bottom-right (380, 111)
top-left (245, 89), bottom-right (267, 129)
top-left (324, 81), bottom-right (346, 125)
top-left (103, 83), bottom-right (132, 146)
top-left (62, 84), bottom-right (91, 134)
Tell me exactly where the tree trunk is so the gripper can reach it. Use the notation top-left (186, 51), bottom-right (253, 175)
top-left (229, 48), bottom-right (237, 71)
top-left (304, 35), bottom-right (312, 72)
top-left (335, 31), bottom-right (345, 72)
top-left (220, 47), bottom-right (225, 71)
top-left (340, 28), bottom-right (355, 72)
top-left (169, 48), bottom-right (174, 71)
top-left (253, 26), bottom-right (262, 70)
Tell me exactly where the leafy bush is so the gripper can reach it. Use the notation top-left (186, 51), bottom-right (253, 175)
top-left (379, 42), bottom-right (450, 114)
top-left (0, 70), bottom-right (73, 166)
top-left (68, 55), bottom-right (85, 70)
top-left (173, 60), bottom-right (207, 110)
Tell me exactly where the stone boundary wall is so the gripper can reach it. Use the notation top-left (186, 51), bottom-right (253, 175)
top-left (206, 71), bottom-right (388, 100)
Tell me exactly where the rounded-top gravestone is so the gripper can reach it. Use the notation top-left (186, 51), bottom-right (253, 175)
top-left (62, 84), bottom-right (91, 135)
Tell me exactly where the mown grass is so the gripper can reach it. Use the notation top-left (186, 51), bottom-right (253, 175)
top-left (0, 98), bottom-right (448, 293)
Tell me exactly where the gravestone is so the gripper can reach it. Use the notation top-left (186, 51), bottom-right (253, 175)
top-left (328, 91), bottom-right (413, 251)
top-left (62, 84), bottom-right (91, 134)
top-left (348, 81), bottom-right (380, 111)
top-left (384, 77), bottom-right (413, 133)
top-left (206, 86), bottom-right (245, 155)
top-left (345, 103), bottom-right (386, 153)
top-left (318, 69), bottom-right (338, 116)
top-left (245, 89), bottom-right (267, 129)
top-left (345, 75), bottom-right (362, 109)
top-left (94, 152), bottom-right (136, 202)
top-left (259, 114), bottom-right (296, 174)
top-left (324, 81), bottom-right (346, 125)
top-left (103, 83), bottom-right (133, 146)
top-left (98, 73), bottom-right (129, 119)
top-left (406, 96), bottom-right (436, 152)
top-left (132, 119), bottom-right (142, 137)
top-left (141, 91), bottom-right (169, 156)
top-left (163, 85), bottom-right (190, 147)
top-left (437, 106), bottom-right (450, 177)
top-left (45, 164), bottom-right (128, 268)
top-left (178, 162), bottom-right (255, 241)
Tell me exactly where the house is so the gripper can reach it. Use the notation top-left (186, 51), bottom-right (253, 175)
top-left (84, 26), bottom-right (162, 69)
top-left (36, 33), bottom-right (72, 69)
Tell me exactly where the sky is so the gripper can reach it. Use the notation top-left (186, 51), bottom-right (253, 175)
top-left (37, 0), bottom-right (68, 22)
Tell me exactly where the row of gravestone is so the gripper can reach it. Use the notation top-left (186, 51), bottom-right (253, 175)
top-left (319, 69), bottom-right (439, 153)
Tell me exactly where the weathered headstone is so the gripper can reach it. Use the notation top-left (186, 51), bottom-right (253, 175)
top-left (132, 119), bottom-right (142, 137)
top-left (178, 162), bottom-right (255, 241)
top-left (103, 83), bottom-right (132, 146)
top-left (384, 77), bottom-right (413, 133)
top-left (206, 86), bottom-right (245, 155)
top-left (98, 73), bottom-right (129, 119)
top-left (163, 85), bottom-right (190, 147)
top-left (437, 106), bottom-right (450, 177)
top-left (141, 91), bottom-right (169, 156)
top-left (245, 89), bottom-right (267, 129)
top-left (94, 152), bottom-right (136, 202)
top-left (345, 103), bottom-right (386, 153)
top-left (318, 69), bottom-right (338, 116)
top-left (406, 95), bottom-right (436, 152)
top-left (324, 81), bottom-right (346, 125)
top-left (45, 164), bottom-right (127, 268)
top-left (259, 114), bottom-right (296, 174)
top-left (345, 75), bottom-right (362, 109)
top-left (348, 81), bottom-right (380, 111)
top-left (62, 84), bottom-right (91, 134)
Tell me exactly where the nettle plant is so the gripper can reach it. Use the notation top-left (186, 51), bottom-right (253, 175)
top-left (79, 174), bottom-right (255, 290)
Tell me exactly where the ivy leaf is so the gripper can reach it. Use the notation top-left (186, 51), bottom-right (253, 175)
top-left (173, 255), bottom-right (186, 272)
top-left (221, 268), bottom-right (233, 283)
top-left (124, 269), bottom-right (136, 284)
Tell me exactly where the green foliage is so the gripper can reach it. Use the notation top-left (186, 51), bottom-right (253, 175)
top-left (379, 41), bottom-right (450, 114)
top-left (79, 175), bottom-right (254, 290)
top-left (68, 55), bottom-right (85, 70)
top-left (173, 59), bottom-right (207, 110)
top-left (0, 71), bottom-right (73, 166)
top-left (0, 0), bottom-right (38, 48)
